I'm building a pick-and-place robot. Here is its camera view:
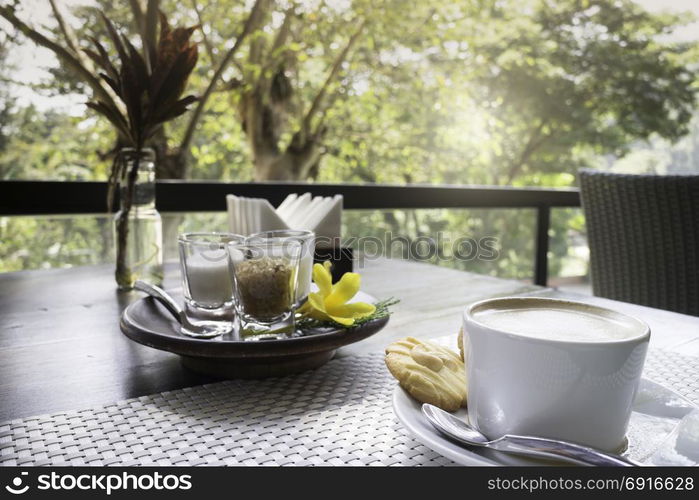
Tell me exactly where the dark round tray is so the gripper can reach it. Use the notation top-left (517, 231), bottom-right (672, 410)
top-left (120, 290), bottom-right (388, 379)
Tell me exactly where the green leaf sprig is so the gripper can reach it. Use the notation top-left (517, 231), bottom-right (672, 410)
top-left (297, 297), bottom-right (399, 331)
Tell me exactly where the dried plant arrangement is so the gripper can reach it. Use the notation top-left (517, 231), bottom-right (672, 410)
top-left (84, 12), bottom-right (199, 287)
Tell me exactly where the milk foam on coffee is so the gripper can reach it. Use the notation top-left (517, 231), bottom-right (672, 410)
top-left (472, 302), bottom-right (642, 342)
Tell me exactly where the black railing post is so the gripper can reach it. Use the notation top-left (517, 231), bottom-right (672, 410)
top-left (534, 205), bottom-right (550, 287)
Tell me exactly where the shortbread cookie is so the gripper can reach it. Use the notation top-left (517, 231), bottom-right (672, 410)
top-left (385, 337), bottom-right (467, 412)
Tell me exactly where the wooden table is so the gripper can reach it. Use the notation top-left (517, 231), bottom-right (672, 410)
top-left (2, 258), bottom-right (698, 423)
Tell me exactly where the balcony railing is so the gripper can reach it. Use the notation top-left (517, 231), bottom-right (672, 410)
top-left (0, 180), bottom-right (581, 286)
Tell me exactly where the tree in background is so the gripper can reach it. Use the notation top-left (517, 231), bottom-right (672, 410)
top-left (1, 0), bottom-right (259, 179)
top-left (1, 0), bottom-right (696, 183)
top-left (471, 0), bottom-right (698, 184)
top-left (317, 0), bottom-right (698, 186)
top-left (0, 33), bottom-right (12, 158)
top-left (1, 0), bottom-right (698, 280)
top-left (0, 0), bottom-right (383, 180)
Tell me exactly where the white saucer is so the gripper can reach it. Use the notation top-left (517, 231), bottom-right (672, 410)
top-left (393, 378), bottom-right (699, 466)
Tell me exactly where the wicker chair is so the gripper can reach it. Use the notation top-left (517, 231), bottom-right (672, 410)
top-left (578, 169), bottom-right (699, 317)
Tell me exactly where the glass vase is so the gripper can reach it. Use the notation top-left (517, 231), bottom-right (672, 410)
top-left (114, 148), bottom-right (163, 290)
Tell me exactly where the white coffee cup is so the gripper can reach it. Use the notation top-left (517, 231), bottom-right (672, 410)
top-left (462, 297), bottom-right (650, 452)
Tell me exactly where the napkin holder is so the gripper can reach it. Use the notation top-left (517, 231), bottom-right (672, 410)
top-left (227, 193), bottom-right (353, 280)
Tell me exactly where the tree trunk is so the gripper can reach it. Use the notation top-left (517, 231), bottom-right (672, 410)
top-left (151, 128), bottom-right (189, 180)
top-left (253, 140), bottom-right (323, 181)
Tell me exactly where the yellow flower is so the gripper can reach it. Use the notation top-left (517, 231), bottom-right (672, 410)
top-left (299, 262), bottom-right (376, 326)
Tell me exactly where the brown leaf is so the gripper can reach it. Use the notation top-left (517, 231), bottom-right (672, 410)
top-left (86, 101), bottom-right (131, 141)
top-left (158, 10), bottom-right (171, 44)
top-left (100, 14), bottom-right (129, 70)
top-left (98, 72), bottom-right (120, 95)
top-left (151, 45), bottom-right (198, 110)
top-left (88, 37), bottom-right (119, 82)
top-left (152, 94), bottom-right (198, 123)
top-left (88, 11), bottom-right (199, 150)
top-left (123, 37), bottom-right (148, 84)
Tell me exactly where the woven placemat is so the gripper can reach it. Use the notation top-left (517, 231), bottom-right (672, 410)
top-left (1, 347), bottom-right (698, 466)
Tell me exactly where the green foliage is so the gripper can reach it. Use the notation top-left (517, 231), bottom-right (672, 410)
top-left (0, 105), bottom-right (114, 180)
top-left (343, 208), bottom-right (536, 279)
top-left (4, 0), bottom-right (696, 184)
top-left (296, 297), bottom-right (399, 331)
top-left (320, 0), bottom-right (698, 185)
top-left (1, 0), bottom-right (698, 281)
top-left (0, 216), bottom-right (113, 272)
